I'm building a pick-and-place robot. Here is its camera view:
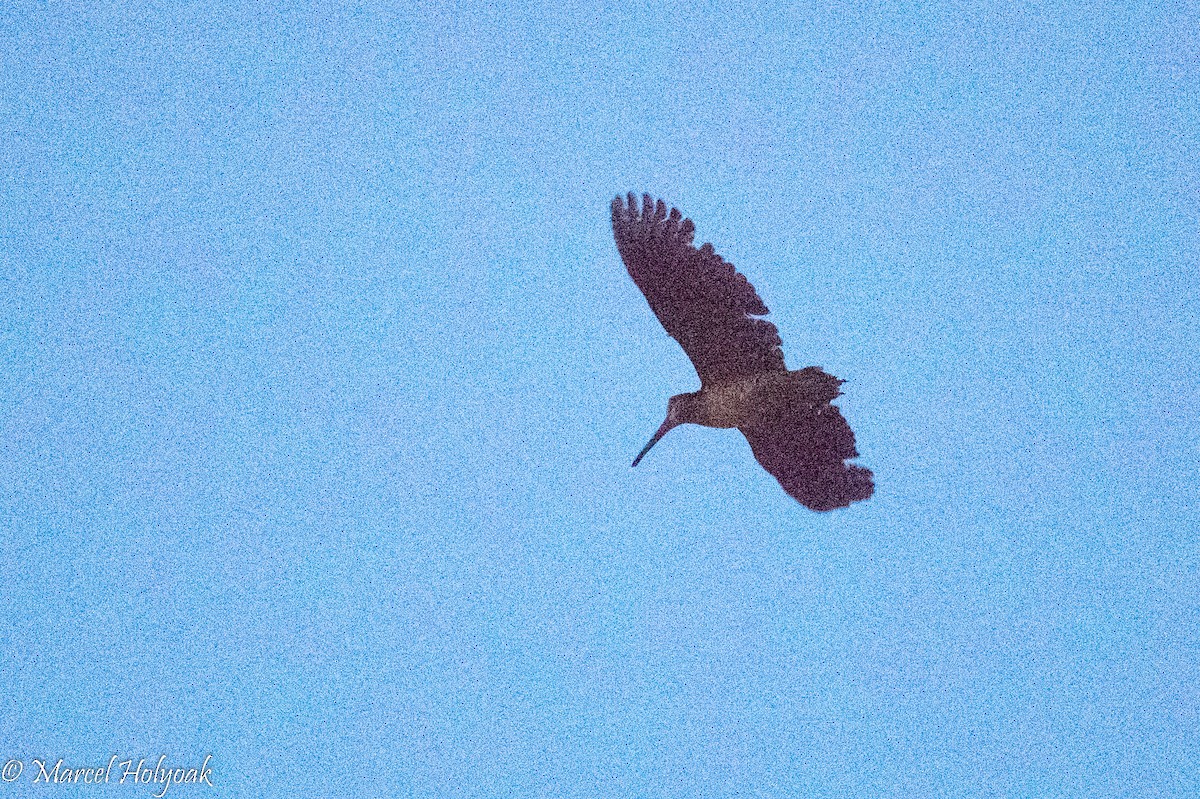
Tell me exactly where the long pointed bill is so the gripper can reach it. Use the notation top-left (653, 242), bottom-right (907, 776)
top-left (631, 418), bottom-right (678, 467)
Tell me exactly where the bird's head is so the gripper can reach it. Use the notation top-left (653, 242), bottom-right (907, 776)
top-left (631, 392), bottom-right (701, 467)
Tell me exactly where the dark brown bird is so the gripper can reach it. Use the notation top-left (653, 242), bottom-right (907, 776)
top-left (612, 193), bottom-right (874, 511)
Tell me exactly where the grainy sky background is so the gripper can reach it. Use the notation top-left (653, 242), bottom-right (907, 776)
top-left (2, 1), bottom-right (1197, 797)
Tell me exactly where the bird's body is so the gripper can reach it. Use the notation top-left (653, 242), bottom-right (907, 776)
top-left (612, 193), bottom-right (873, 511)
top-left (668, 370), bottom-right (813, 429)
top-left (689, 379), bottom-right (755, 429)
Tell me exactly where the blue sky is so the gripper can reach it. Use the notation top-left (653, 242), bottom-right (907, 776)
top-left (1, 1), bottom-right (1197, 796)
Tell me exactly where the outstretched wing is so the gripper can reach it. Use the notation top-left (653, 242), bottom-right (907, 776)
top-left (611, 193), bottom-right (787, 386)
top-left (739, 367), bottom-right (874, 511)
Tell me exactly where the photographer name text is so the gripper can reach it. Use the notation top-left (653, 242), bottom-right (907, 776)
top-left (3, 755), bottom-right (212, 797)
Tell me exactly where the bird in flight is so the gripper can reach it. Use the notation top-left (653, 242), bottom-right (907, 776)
top-left (611, 193), bottom-right (873, 511)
